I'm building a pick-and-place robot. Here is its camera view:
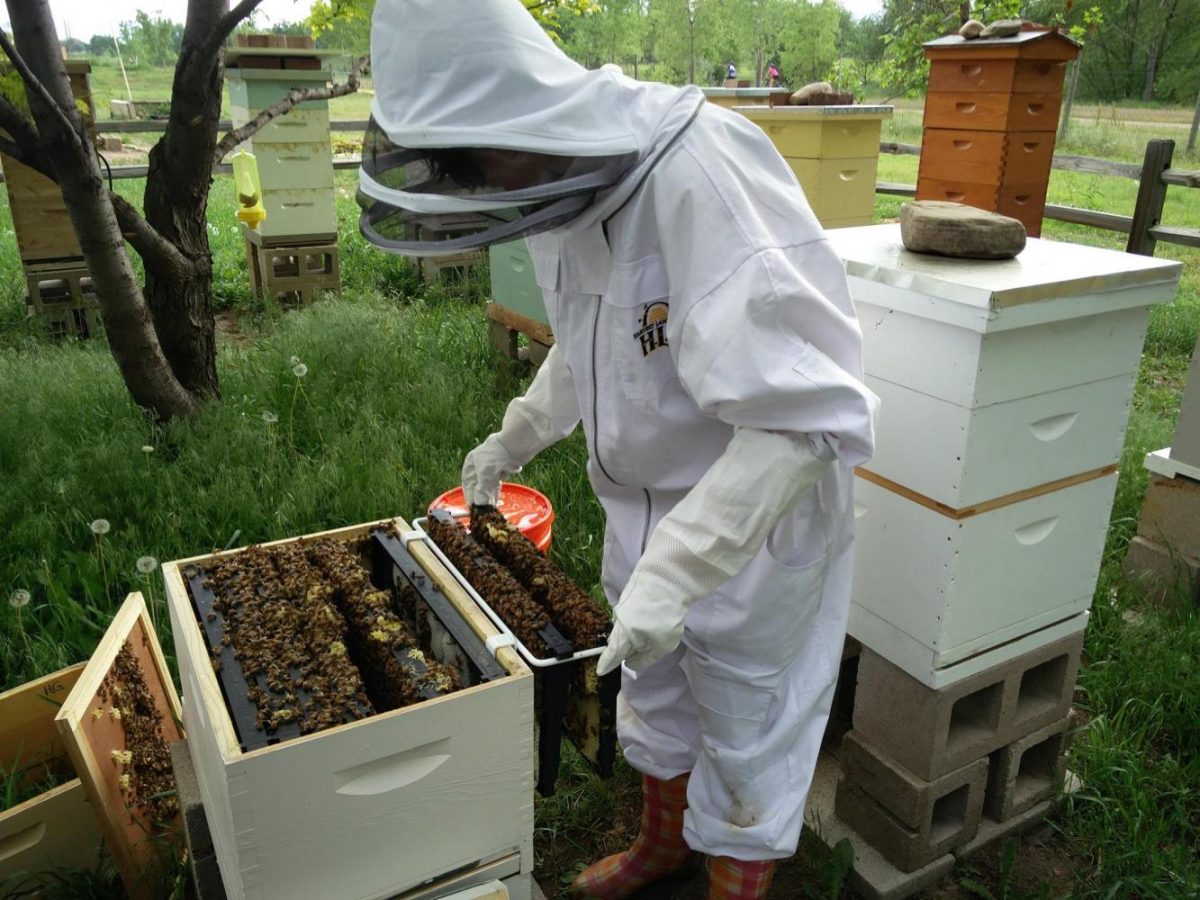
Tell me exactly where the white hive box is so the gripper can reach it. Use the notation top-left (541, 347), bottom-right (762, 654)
top-left (827, 225), bottom-right (1181, 685)
top-left (828, 225), bottom-right (1181, 509)
top-left (852, 470), bottom-right (1116, 676)
top-left (164, 519), bottom-right (535, 900)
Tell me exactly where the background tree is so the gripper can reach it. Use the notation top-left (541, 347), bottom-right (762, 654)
top-left (0, 0), bottom-right (368, 420)
top-left (118, 11), bottom-right (185, 68)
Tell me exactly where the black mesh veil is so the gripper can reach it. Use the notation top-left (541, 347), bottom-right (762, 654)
top-left (357, 116), bottom-right (638, 257)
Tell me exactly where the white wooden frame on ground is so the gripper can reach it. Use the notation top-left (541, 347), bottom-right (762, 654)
top-left (54, 593), bottom-right (184, 900)
top-left (0, 664), bottom-right (103, 889)
top-left (163, 518), bottom-right (535, 900)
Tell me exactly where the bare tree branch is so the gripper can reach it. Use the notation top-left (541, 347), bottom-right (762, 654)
top-left (213, 53), bottom-right (370, 164)
top-left (0, 28), bottom-right (85, 149)
top-left (203, 0), bottom-right (270, 59)
top-left (110, 192), bottom-right (196, 279)
top-left (0, 96), bottom-right (51, 175)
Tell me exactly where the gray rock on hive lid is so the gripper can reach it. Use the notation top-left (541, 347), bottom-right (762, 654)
top-left (980, 18), bottom-right (1023, 37)
top-left (900, 201), bottom-right (1027, 259)
top-left (959, 18), bottom-right (984, 37)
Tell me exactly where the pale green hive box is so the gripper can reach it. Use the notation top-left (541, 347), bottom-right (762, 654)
top-left (733, 105), bottom-right (893, 227)
top-left (490, 240), bottom-right (548, 326)
top-left (225, 52), bottom-right (339, 241)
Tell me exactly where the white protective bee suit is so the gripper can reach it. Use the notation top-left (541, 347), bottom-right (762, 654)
top-left (365, 0), bottom-right (878, 862)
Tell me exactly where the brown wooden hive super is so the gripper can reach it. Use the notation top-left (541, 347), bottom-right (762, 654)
top-left (917, 31), bottom-right (1080, 237)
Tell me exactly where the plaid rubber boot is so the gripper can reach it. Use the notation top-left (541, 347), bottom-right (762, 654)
top-left (570, 773), bottom-right (699, 899)
top-left (707, 856), bottom-right (777, 899)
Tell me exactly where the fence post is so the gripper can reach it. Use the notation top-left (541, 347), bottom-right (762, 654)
top-left (1189, 90), bottom-right (1200, 152)
top-left (1059, 58), bottom-right (1081, 141)
top-left (1127, 139), bottom-right (1174, 256)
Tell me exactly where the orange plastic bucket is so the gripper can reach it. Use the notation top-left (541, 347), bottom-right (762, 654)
top-left (428, 481), bottom-right (555, 554)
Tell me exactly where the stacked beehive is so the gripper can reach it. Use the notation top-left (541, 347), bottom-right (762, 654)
top-left (1125, 338), bottom-right (1200, 602)
top-left (733, 105), bottom-right (893, 228)
top-left (1, 61), bottom-right (100, 337)
top-left (821, 225), bottom-right (1181, 879)
top-left (226, 36), bottom-right (341, 304)
top-left (916, 30), bottom-right (1079, 237)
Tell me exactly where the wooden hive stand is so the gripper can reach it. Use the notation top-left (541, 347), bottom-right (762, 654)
top-left (243, 224), bottom-right (341, 305)
top-left (917, 29), bottom-right (1081, 237)
top-left (25, 261), bottom-right (102, 339)
top-left (413, 214), bottom-right (485, 284)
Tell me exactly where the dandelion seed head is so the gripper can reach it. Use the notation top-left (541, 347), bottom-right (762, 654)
top-left (142, 445), bottom-right (155, 455)
top-left (289, 355), bottom-right (301, 366)
top-left (262, 411), bottom-right (279, 425)
top-left (136, 556), bottom-right (159, 575)
top-left (9, 589), bottom-right (31, 609)
top-left (91, 519), bottom-right (111, 536)
top-left (292, 363), bottom-right (308, 378)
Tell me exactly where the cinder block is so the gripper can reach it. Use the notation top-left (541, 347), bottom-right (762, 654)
top-left (1123, 535), bottom-right (1200, 604)
top-left (806, 753), bottom-right (956, 900)
top-left (984, 714), bottom-right (1073, 822)
top-left (1137, 474), bottom-right (1200, 559)
top-left (852, 630), bottom-right (1083, 781)
top-left (836, 773), bottom-right (983, 873)
top-left (953, 798), bottom-right (1054, 861)
top-left (840, 730), bottom-right (988, 829)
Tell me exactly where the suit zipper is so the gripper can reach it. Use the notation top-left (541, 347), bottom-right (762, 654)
top-left (591, 297), bottom-right (623, 487)
top-left (640, 489), bottom-right (652, 554)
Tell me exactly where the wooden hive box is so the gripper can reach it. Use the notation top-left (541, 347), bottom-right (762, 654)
top-left (225, 50), bottom-right (340, 243)
top-left (732, 105), bottom-right (893, 227)
top-left (825, 224), bottom-right (1181, 685)
top-left (0, 665), bottom-right (104, 891)
top-left (1, 61), bottom-right (94, 266)
top-left (917, 31), bottom-right (1080, 237)
top-left (164, 518), bottom-right (535, 900)
top-left (489, 240), bottom-right (548, 326)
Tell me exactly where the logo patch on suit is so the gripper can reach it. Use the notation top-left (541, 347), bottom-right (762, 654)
top-left (634, 301), bottom-right (669, 358)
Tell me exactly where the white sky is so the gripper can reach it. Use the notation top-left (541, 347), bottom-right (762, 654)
top-left (6, 0), bottom-right (885, 43)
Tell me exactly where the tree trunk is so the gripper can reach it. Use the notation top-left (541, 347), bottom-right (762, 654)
top-left (6, 0), bottom-right (200, 420)
top-left (1141, 0), bottom-right (1177, 102)
top-left (141, 0), bottom-right (228, 398)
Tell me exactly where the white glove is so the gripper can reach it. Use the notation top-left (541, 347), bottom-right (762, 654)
top-left (597, 428), bottom-right (831, 676)
top-left (461, 344), bottom-right (581, 506)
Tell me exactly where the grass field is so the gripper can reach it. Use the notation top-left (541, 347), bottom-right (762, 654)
top-left (2, 107), bottom-right (1199, 896)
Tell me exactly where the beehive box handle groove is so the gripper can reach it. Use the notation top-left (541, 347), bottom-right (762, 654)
top-left (370, 530), bottom-right (508, 684)
top-left (183, 566), bottom-right (301, 752)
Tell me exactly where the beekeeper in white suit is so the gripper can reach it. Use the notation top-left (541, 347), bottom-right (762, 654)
top-left (359, 2), bottom-right (878, 897)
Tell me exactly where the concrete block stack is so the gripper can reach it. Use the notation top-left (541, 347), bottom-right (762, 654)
top-left (1125, 339), bottom-right (1200, 602)
top-left (836, 635), bottom-right (1080, 874)
top-left (814, 225), bottom-right (1182, 895)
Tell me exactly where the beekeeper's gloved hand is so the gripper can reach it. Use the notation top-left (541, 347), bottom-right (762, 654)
top-left (597, 428), bottom-right (832, 676)
top-left (462, 344), bottom-right (581, 507)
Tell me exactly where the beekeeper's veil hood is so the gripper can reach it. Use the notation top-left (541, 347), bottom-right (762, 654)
top-left (358, 0), bottom-right (704, 256)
